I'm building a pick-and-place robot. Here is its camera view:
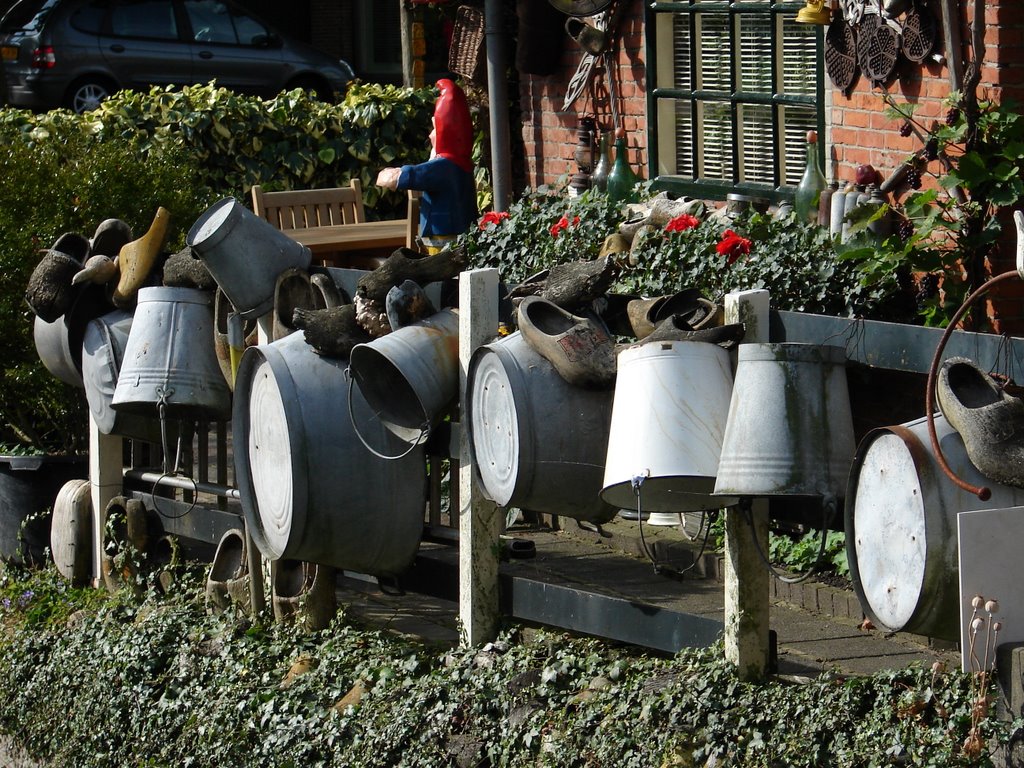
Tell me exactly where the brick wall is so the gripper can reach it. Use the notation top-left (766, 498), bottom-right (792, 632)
top-left (516, 0), bottom-right (647, 190)
top-left (826, 1), bottom-right (1024, 331)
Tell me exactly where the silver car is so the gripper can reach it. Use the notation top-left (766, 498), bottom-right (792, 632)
top-left (0, 0), bottom-right (355, 112)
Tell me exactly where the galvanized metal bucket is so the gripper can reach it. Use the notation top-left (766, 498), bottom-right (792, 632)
top-left (846, 413), bottom-right (1024, 641)
top-left (601, 340), bottom-right (735, 513)
top-left (186, 197), bottom-right (312, 320)
top-left (232, 331), bottom-right (427, 575)
top-left (111, 286), bottom-right (231, 420)
top-left (81, 309), bottom-right (164, 441)
top-left (467, 330), bottom-right (616, 523)
top-left (32, 282), bottom-right (110, 388)
top-left (348, 308), bottom-right (460, 447)
top-left (713, 343), bottom-right (855, 500)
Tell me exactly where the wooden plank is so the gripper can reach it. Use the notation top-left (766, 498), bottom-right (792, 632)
top-left (771, 310), bottom-right (1024, 377)
top-left (724, 289), bottom-right (772, 680)
top-left (458, 268), bottom-right (501, 645)
top-left (89, 417), bottom-right (123, 588)
top-left (286, 220), bottom-right (408, 254)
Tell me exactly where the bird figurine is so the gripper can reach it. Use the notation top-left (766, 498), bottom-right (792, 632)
top-left (292, 304), bottom-right (371, 358)
top-left (385, 280), bottom-right (436, 331)
top-left (71, 254), bottom-right (119, 286)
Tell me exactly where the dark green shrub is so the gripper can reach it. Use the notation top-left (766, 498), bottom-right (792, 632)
top-left (0, 116), bottom-right (216, 453)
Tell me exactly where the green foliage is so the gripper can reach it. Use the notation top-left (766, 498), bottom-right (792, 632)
top-left (843, 95), bottom-right (1024, 326)
top-left (770, 529), bottom-right (849, 578)
top-left (0, 120), bottom-right (215, 453)
top-left (461, 188), bottom-right (908, 319)
top-left (0, 565), bottom-right (1015, 767)
top-left (460, 186), bottom-right (624, 287)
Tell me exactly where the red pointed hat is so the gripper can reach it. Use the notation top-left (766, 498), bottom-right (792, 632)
top-left (433, 79), bottom-right (473, 173)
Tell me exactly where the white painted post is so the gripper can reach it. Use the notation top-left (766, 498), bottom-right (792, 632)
top-left (458, 268), bottom-right (500, 645)
top-left (89, 415), bottom-right (122, 588)
top-left (723, 289), bottom-right (771, 680)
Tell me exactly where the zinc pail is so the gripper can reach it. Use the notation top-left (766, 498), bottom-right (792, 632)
top-left (111, 287), bottom-right (231, 420)
top-left (846, 413), bottom-right (1024, 641)
top-left (602, 341), bottom-right (735, 513)
top-left (81, 310), bottom-right (163, 441)
top-left (348, 308), bottom-right (460, 446)
top-left (713, 343), bottom-right (855, 500)
top-left (186, 197), bottom-right (312, 320)
top-left (232, 331), bottom-right (427, 576)
top-left (467, 330), bottom-right (616, 523)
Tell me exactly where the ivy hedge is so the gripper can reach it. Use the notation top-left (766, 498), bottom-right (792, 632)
top-left (0, 564), bottom-right (1017, 767)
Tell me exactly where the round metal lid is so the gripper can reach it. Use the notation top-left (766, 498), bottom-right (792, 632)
top-left (468, 345), bottom-right (524, 507)
top-left (851, 430), bottom-right (927, 631)
top-left (547, 0), bottom-right (614, 17)
top-left (246, 353), bottom-right (295, 560)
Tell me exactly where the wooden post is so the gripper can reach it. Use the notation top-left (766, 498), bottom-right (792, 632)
top-left (399, 0), bottom-right (414, 89)
top-left (723, 289), bottom-right (771, 680)
top-left (89, 416), bottom-right (122, 588)
top-left (458, 268), bottom-right (500, 645)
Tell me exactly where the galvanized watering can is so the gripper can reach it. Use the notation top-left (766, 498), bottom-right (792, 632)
top-left (187, 197), bottom-right (312, 320)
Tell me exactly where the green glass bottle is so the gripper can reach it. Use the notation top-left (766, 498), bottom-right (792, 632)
top-left (606, 128), bottom-right (639, 204)
top-left (794, 130), bottom-right (826, 224)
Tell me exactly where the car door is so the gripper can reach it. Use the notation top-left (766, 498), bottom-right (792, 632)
top-left (181, 0), bottom-right (283, 97)
top-left (96, 0), bottom-right (192, 91)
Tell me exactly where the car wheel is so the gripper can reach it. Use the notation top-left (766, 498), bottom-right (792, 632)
top-left (66, 78), bottom-right (114, 113)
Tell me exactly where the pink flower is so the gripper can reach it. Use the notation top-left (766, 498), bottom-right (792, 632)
top-left (716, 229), bottom-right (752, 265)
top-left (549, 214), bottom-right (580, 238)
top-left (665, 213), bottom-right (700, 233)
top-left (478, 211), bottom-right (509, 231)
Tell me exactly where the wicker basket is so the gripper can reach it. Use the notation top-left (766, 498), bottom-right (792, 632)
top-left (449, 5), bottom-right (487, 86)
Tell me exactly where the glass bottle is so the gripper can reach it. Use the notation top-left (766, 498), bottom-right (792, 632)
top-left (794, 130), bottom-right (826, 224)
top-left (607, 128), bottom-right (639, 205)
top-left (591, 131), bottom-right (613, 192)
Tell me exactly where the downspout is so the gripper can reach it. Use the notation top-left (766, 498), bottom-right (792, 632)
top-left (484, 0), bottom-right (512, 212)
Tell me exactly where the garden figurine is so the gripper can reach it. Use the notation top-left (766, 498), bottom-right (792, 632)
top-left (375, 78), bottom-right (477, 254)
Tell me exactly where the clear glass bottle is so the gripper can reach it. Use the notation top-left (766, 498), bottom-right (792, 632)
top-left (794, 130), bottom-right (826, 224)
top-left (607, 128), bottom-right (639, 204)
top-left (591, 131), bottom-right (613, 192)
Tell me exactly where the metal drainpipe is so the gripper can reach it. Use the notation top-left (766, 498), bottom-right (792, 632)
top-left (484, 0), bottom-right (512, 212)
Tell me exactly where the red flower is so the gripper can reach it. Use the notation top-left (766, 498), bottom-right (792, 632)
top-left (549, 214), bottom-right (581, 238)
top-left (664, 213), bottom-right (700, 233)
top-left (716, 229), bottom-right (752, 265)
top-left (478, 211), bottom-right (509, 231)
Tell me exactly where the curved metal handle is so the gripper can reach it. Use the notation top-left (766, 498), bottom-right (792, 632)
top-left (925, 269), bottom-right (1021, 501)
top-left (345, 368), bottom-right (425, 461)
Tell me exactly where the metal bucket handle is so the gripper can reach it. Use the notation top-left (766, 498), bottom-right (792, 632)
top-left (344, 368), bottom-right (428, 461)
top-left (149, 391), bottom-right (198, 520)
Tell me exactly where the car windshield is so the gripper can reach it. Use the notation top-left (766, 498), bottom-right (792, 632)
top-left (0, 0), bottom-right (52, 33)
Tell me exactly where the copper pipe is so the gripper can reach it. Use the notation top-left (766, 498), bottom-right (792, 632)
top-left (925, 269), bottom-right (1020, 501)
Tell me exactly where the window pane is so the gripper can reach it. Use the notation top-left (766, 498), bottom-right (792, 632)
top-left (780, 104), bottom-right (818, 186)
top-left (671, 13), bottom-right (692, 90)
top-left (110, 0), bottom-right (178, 40)
top-left (185, 1), bottom-right (237, 44)
top-left (699, 101), bottom-right (733, 182)
top-left (738, 103), bottom-right (774, 185)
top-left (781, 18), bottom-right (818, 95)
top-left (696, 13), bottom-right (730, 93)
top-left (738, 14), bottom-right (772, 93)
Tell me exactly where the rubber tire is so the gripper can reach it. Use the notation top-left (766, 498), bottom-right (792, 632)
top-left (66, 77), bottom-right (114, 113)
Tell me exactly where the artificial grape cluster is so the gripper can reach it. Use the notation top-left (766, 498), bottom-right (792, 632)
top-left (946, 107), bottom-right (961, 126)
top-left (898, 217), bottom-right (915, 241)
top-left (924, 137), bottom-right (939, 161)
top-left (899, 122), bottom-right (913, 137)
top-left (916, 273), bottom-right (940, 302)
top-left (904, 167), bottom-right (923, 189)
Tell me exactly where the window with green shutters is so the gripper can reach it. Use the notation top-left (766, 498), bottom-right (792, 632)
top-left (646, 1), bottom-right (825, 203)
